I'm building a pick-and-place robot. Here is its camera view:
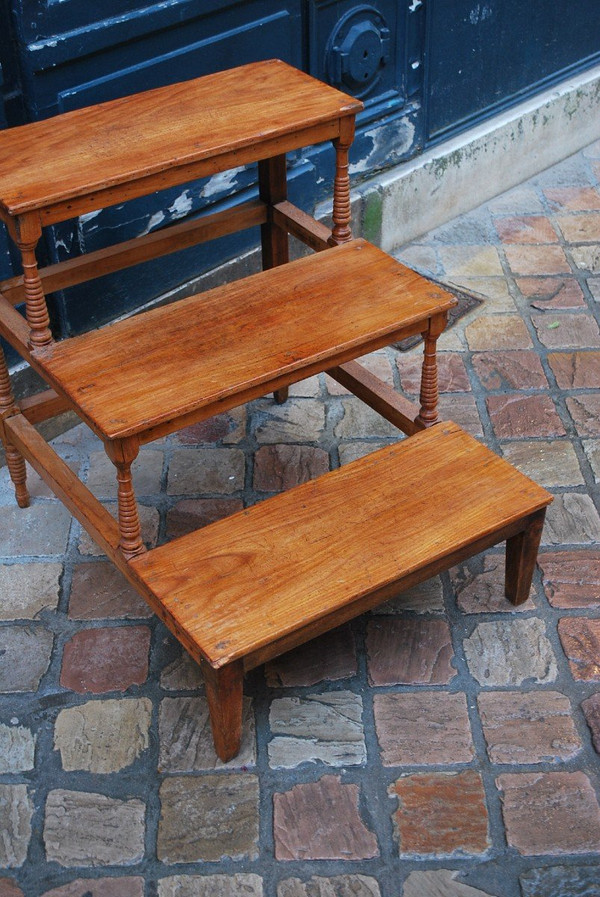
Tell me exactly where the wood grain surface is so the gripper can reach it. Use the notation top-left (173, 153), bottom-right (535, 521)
top-left (130, 422), bottom-right (552, 668)
top-left (40, 239), bottom-right (455, 439)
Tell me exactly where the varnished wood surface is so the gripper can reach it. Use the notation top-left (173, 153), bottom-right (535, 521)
top-left (40, 239), bottom-right (456, 440)
top-left (0, 60), bottom-right (362, 220)
top-left (130, 422), bottom-right (552, 669)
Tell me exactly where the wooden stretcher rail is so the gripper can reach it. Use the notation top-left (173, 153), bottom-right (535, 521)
top-left (0, 294), bottom-right (30, 355)
top-left (327, 360), bottom-right (423, 435)
top-left (19, 389), bottom-right (71, 425)
top-left (5, 413), bottom-right (121, 559)
top-left (0, 199), bottom-right (269, 304)
top-left (272, 201), bottom-right (331, 251)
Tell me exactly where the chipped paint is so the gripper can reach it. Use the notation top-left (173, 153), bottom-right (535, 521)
top-left (79, 209), bottom-right (102, 225)
top-left (139, 211), bottom-right (166, 236)
top-left (469, 4), bottom-right (493, 25)
top-left (168, 190), bottom-right (193, 220)
top-left (408, 0), bottom-right (422, 11)
top-left (350, 119), bottom-right (417, 175)
top-left (200, 167), bottom-right (244, 199)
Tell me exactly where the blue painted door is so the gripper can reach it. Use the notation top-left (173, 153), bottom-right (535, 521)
top-left (0, 0), bottom-right (599, 344)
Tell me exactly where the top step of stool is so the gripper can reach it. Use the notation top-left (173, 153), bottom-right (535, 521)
top-left (129, 421), bottom-right (552, 671)
top-left (0, 59), bottom-right (362, 223)
top-left (38, 239), bottom-right (455, 441)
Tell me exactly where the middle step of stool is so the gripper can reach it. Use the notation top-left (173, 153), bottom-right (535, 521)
top-left (36, 238), bottom-right (455, 441)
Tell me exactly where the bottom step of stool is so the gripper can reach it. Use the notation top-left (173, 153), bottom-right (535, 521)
top-left (129, 421), bottom-right (552, 759)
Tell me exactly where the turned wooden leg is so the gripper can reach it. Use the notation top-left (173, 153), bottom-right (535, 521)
top-left (505, 509), bottom-right (546, 605)
top-left (11, 214), bottom-right (53, 349)
top-left (202, 659), bottom-right (244, 762)
top-left (0, 347), bottom-right (29, 508)
top-left (328, 123), bottom-right (354, 246)
top-left (105, 438), bottom-right (145, 559)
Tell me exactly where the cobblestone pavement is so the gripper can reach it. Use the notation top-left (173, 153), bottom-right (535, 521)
top-left (2, 141), bottom-right (600, 897)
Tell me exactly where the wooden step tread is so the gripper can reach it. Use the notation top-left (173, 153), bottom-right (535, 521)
top-left (39, 239), bottom-right (455, 440)
top-left (0, 59), bottom-right (361, 219)
top-left (129, 422), bottom-right (552, 670)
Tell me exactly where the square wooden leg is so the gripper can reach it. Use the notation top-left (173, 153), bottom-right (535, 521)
top-left (201, 659), bottom-right (244, 762)
top-left (505, 509), bottom-right (546, 605)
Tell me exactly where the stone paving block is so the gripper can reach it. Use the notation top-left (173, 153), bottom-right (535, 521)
top-left (548, 350), bottom-right (600, 387)
top-left (0, 723), bottom-right (35, 773)
top-left (403, 870), bottom-right (498, 897)
top-left (496, 771), bottom-right (600, 855)
top-left (158, 875), bottom-right (263, 897)
top-left (0, 880), bottom-right (24, 897)
top-left (570, 245), bottom-right (600, 274)
top-left (488, 185), bottom-right (544, 215)
top-left (437, 395), bottom-right (483, 437)
top-left (158, 774), bottom-right (259, 863)
top-left (253, 444), bottom-right (329, 491)
top-left (556, 212), bottom-right (600, 242)
top-left (278, 876), bottom-right (381, 897)
top-left (160, 647), bottom-right (204, 691)
top-left (87, 449), bottom-right (163, 497)
top-left (264, 625), bottom-right (357, 686)
top-left (517, 276), bottom-right (586, 309)
top-left (542, 494), bottom-right (600, 545)
top-left (396, 352), bottom-right (470, 395)
top-left (463, 618), bottom-right (558, 686)
top-left (175, 406), bottom-right (246, 444)
top-left (390, 770), bottom-right (489, 856)
top-left (338, 441), bottom-right (392, 465)
top-left (374, 692), bottom-right (474, 766)
top-left (533, 314), bottom-right (600, 349)
top-left (465, 314), bottom-right (532, 351)
top-left (41, 878), bottom-right (145, 897)
top-left (581, 692), bottom-right (600, 754)
top-left (448, 275), bottom-right (516, 312)
top-left (471, 350), bottom-right (548, 390)
top-left (0, 502), bottom-right (72, 557)
top-left (588, 277), bottom-right (600, 301)
top-left (567, 394), bottom-right (600, 436)
top-left (486, 394), bottom-right (565, 438)
top-left (494, 215), bottom-right (558, 243)
top-left (504, 245), bottom-right (571, 276)
top-left (370, 576), bottom-right (444, 615)
top-left (60, 626), bottom-right (150, 693)
top-left (268, 692), bottom-right (365, 768)
top-left (78, 503), bottom-right (159, 556)
top-left (334, 397), bottom-right (400, 439)
top-left (582, 440), bottom-right (600, 483)
top-left (69, 561), bottom-right (151, 619)
top-left (165, 497), bottom-right (243, 539)
top-left (253, 399), bottom-right (325, 443)
top-left (500, 440), bottom-right (583, 487)
top-left (520, 865), bottom-right (600, 897)
top-left (537, 550), bottom-right (600, 607)
top-left (159, 696), bottom-right (255, 770)
top-left (544, 186), bottom-right (600, 210)
top-left (54, 698), bottom-right (152, 772)
top-left (558, 618), bottom-right (600, 680)
top-left (273, 775), bottom-right (378, 860)
top-left (478, 691), bottom-right (581, 764)
top-left (450, 552), bottom-right (534, 613)
top-left (367, 618), bottom-right (455, 686)
top-left (44, 789), bottom-right (145, 866)
top-left (167, 448), bottom-right (245, 495)
top-left (0, 625), bottom-right (53, 693)
top-left (0, 785), bottom-right (33, 868)
top-left (0, 563), bottom-right (61, 620)
top-left (289, 375), bottom-right (321, 397)
top-left (438, 245), bottom-right (503, 277)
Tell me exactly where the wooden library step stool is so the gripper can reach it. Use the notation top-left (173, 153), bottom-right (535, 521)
top-left (0, 59), bottom-right (552, 761)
